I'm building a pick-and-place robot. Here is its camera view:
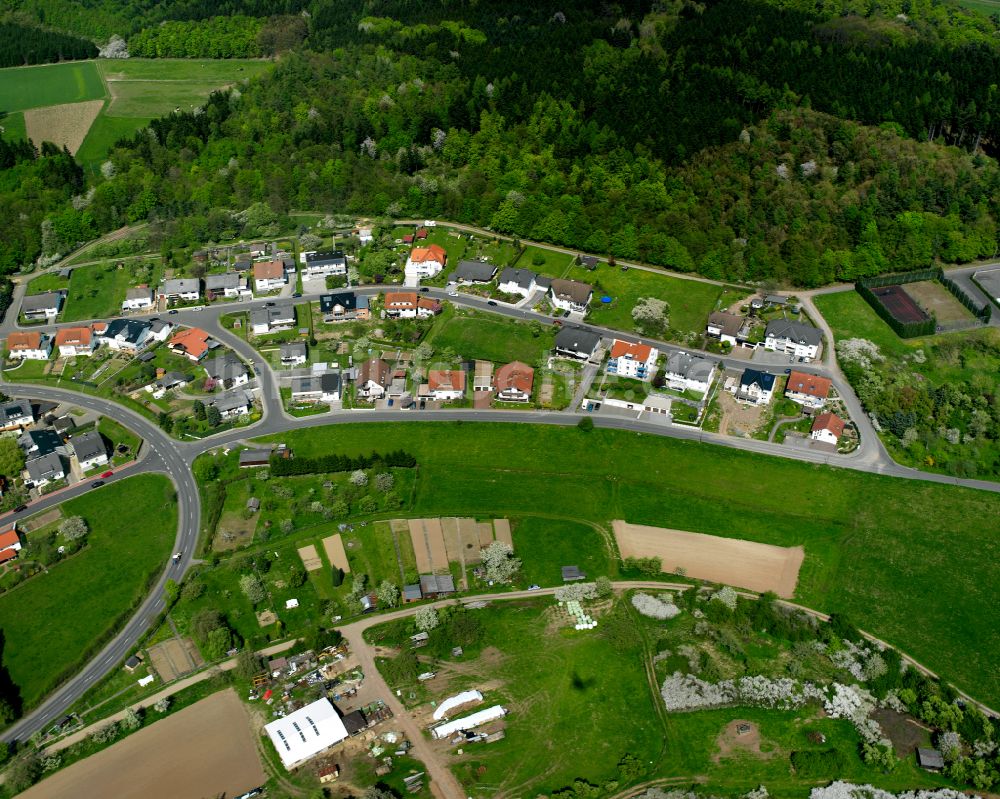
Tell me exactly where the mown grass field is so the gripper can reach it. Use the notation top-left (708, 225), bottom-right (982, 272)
top-left (0, 111), bottom-right (25, 141)
top-left (0, 475), bottom-right (176, 710)
top-left (0, 61), bottom-right (106, 113)
top-left (259, 421), bottom-right (1000, 706)
top-left (513, 245), bottom-right (576, 279)
top-left (428, 310), bottom-right (553, 364)
top-left (27, 260), bottom-right (165, 321)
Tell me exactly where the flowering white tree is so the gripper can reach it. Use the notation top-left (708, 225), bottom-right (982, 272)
top-left (836, 338), bottom-right (884, 370)
top-left (555, 583), bottom-right (597, 602)
top-left (415, 606), bottom-right (439, 631)
top-left (350, 470), bottom-right (368, 487)
top-left (632, 592), bottom-right (681, 620)
top-left (375, 472), bottom-right (394, 492)
top-left (631, 297), bottom-right (670, 333)
top-left (809, 782), bottom-right (971, 799)
top-left (376, 580), bottom-right (399, 608)
top-left (480, 541), bottom-right (521, 583)
top-left (710, 586), bottom-right (738, 610)
top-left (59, 516), bottom-right (89, 541)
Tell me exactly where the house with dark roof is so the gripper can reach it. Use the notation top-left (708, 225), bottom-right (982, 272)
top-left (203, 354), bottom-right (249, 389)
top-left (706, 312), bottom-right (747, 345)
top-left (21, 292), bottom-right (64, 321)
top-left (451, 260), bottom-right (497, 284)
top-left (764, 319), bottom-right (822, 360)
top-left (402, 584), bottom-right (422, 603)
top-left (70, 430), bottom-right (109, 470)
top-left (99, 319), bottom-right (151, 353)
top-left (291, 373), bottom-right (340, 403)
top-left (250, 305), bottom-right (296, 335)
top-left (210, 390), bottom-right (254, 419)
top-left (19, 429), bottom-right (64, 458)
top-left (280, 342), bottom-right (307, 366)
top-left (554, 327), bottom-right (601, 360)
top-left (302, 250), bottom-right (347, 278)
top-left (320, 292), bottom-right (369, 321)
top-left (917, 748), bottom-right (945, 771)
top-left (158, 278), bottom-right (201, 302)
top-left (205, 272), bottom-right (250, 299)
top-left (239, 449), bottom-right (272, 468)
top-left (549, 279), bottom-right (592, 313)
top-left (732, 368), bottom-right (776, 406)
top-left (24, 452), bottom-right (66, 488)
top-left (0, 401), bottom-right (34, 431)
top-left (497, 267), bottom-right (539, 297)
top-left (562, 565), bottom-right (585, 581)
top-left (146, 371), bottom-right (190, 397)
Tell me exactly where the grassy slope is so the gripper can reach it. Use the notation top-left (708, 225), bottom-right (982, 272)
top-left (0, 112), bottom-right (26, 142)
top-left (0, 61), bottom-right (106, 112)
top-left (0, 475), bottom-right (176, 709)
top-left (260, 421), bottom-right (1000, 706)
top-left (429, 312), bottom-right (554, 364)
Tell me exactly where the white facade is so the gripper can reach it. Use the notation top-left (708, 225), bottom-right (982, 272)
top-left (765, 334), bottom-right (819, 360)
top-left (8, 338), bottom-right (52, 361)
top-left (255, 275), bottom-right (287, 292)
top-left (265, 698), bottom-right (349, 770)
top-left (158, 279), bottom-right (201, 302)
top-left (811, 426), bottom-right (839, 445)
top-left (358, 228), bottom-right (373, 245)
top-left (122, 290), bottom-right (154, 311)
top-left (607, 342), bottom-right (658, 381)
top-left (432, 705), bottom-right (506, 739)
top-left (404, 258), bottom-right (443, 281)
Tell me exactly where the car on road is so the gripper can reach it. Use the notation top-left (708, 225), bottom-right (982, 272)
top-left (167, 309), bottom-right (178, 315)
top-left (265, 301), bottom-right (276, 307)
top-left (487, 300), bottom-right (498, 306)
top-left (552, 320), bottom-right (563, 326)
top-left (13, 504), bottom-right (27, 513)
top-left (90, 480), bottom-right (104, 488)
top-left (419, 287), bottom-right (429, 292)
top-left (254, 366), bottom-right (261, 375)
top-left (173, 552), bottom-right (182, 562)
top-left (562, 310), bottom-right (571, 318)
top-left (100, 470), bottom-right (113, 478)
top-left (784, 368), bottom-right (792, 374)
top-left (292, 292), bottom-right (302, 298)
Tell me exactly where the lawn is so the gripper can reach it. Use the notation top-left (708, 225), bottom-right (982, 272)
top-left (428, 310), bottom-right (553, 364)
top-left (0, 475), bottom-right (176, 711)
top-left (258, 421), bottom-right (1000, 707)
top-left (513, 245), bottom-right (575, 279)
top-left (0, 111), bottom-right (25, 142)
top-left (510, 517), bottom-right (611, 587)
top-left (96, 416), bottom-right (141, 463)
top-left (813, 290), bottom-right (914, 357)
top-left (76, 113), bottom-right (151, 173)
top-left (27, 260), bottom-right (165, 322)
top-left (0, 61), bottom-right (106, 112)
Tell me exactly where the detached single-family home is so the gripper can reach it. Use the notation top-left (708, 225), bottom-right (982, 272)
top-left (549, 279), bottom-right (593, 313)
top-left (24, 452), bottom-right (66, 489)
top-left (54, 327), bottom-right (96, 358)
top-left (146, 371), bottom-right (189, 398)
top-left (706, 312), bottom-right (747, 346)
top-left (663, 352), bottom-right (715, 394)
top-left (70, 430), bottom-right (109, 470)
top-left (0, 401), bottom-right (35, 431)
top-left (21, 292), bottom-right (64, 321)
top-left (733, 368), bottom-right (776, 406)
top-left (358, 227), bottom-right (373, 245)
top-left (205, 273), bottom-right (251, 299)
top-left (320, 292), bottom-right (370, 322)
top-left (497, 268), bottom-right (540, 298)
top-left (554, 327), bottom-right (601, 361)
top-left (0, 525), bottom-right (22, 565)
top-left (784, 370), bottom-right (831, 410)
top-left (291, 373), bottom-right (341, 403)
top-left (384, 292), bottom-right (441, 319)
top-left (203, 354), bottom-right (250, 389)
top-left (302, 251), bottom-right (347, 279)
top-left (122, 286), bottom-right (155, 312)
top-left (425, 370), bottom-right (465, 401)
top-left (250, 305), bottom-right (296, 335)
top-left (99, 319), bottom-right (151, 353)
top-left (248, 242), bottom-right (269, 258)
top-left (6, 331), bottom-right (51, 361)
top-left (158, 278), bottom-right (201, 303)
top-left (210, 390), bottom-right (254, 420)
top-left (764, 319), bottom-right (822, 361)
top-left (607, 340), bottom-right (658, 381)
top-left (19, 429), bottom-right (64, 458)
top-left (280, 342), bottom-right (307, 366)
top-left (494, 361), bottom-right (534, 403)
top-left (810, 412), bottom-right (845, 445)
top-left (147, 319), bottom-right (173, 343)
top-left (404, 244), bottom-right (447, 282)
top-left (451, 260), bottom-right (497, 285)
top-left (168, 327), bottom-right (214, 361)
top-left (357, 358), bottom-right (391, 399)
top-left (253, 260), bottom-right (289, 293)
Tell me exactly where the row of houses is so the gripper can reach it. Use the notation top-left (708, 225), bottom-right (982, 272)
top-left (730, 367), bottom-right (844, 442)
top-left (352, 357), bottom-right (536, 404)
top-left (6, 318), bottom-right (174, 361)
top-left (707, 313), bottom-right (822, 361)
top-left (21, 426), bottom-right (110, 489)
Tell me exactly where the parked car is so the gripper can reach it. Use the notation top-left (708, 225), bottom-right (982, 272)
top-left (167, 309), bottom-right (179, 315)
top-left (265, 301), bottom-right (276, 307)
top-left (420, 287), bottom-right (429, 293)
top-left (90, 480), bottom-right (104, 488)
top-left (100, 470), bottom-right (114, 478)
top-left (13, 504), bottom-right (27, 513)
top-left (487, 300), bottom-right (498, 307)
top-left (562, 310), bottom-right (571, 318)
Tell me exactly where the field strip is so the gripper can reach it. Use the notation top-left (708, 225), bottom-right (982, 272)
top-left (297, 543), bottom-right (322, 572)
top-left (441, 517), bottom-right (461, 561)
top-left (493, 518), bottom-right (513, 547)
top-left (458, 517), bottom-right (481, 564)
top-left (24, 99), bottom-right (104, 155)
top-left (477, 521), bottom-right (494, 549)
top-left (424, 518), bottom-right (449, 571)
top-left (612, 520), bottom-right (805, 598)
top-left (407, 519), bottom-right (432, 573)
top-left (321, 534), bottom-right (350, 573)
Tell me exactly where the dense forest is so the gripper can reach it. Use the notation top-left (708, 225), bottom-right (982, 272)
top-left (0, 19), bottom-right (95, 66)
top-left (2, 0), bottom-right (1000, 286)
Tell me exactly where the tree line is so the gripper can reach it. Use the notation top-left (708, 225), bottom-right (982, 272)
top-left (269, 449), bottom-right (417, 476)
top-left (0, 20), bottom-right (95, 67)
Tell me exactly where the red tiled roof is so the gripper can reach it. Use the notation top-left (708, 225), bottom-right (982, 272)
top-left (168, 327), bottom-right (212, 359)
top-left (811, 412), bottom-right (845, 437)
top-left (786, 370), bottom-right (831, 399)
top-left (7, 332), bottom-right (41, 350)
top-left (402, 234), bottom-right (414, 244)
top-left (610, 339), bottom-right (653, 362)
top-left (0, 527), bottom-right (19, 550)
top-left (415, 228), bottom-right (428, 239)
top-left (408, 244), bottom-right (446, 265)
top-left (428, 370), bottom-right (465, 392)
top-left (495, 361), bottom-right (534, 394)
top-left (0, 549), bottom-right (16, 564)
top-left (253, 260), bottom-right (285, 280)
top-left (54, 327), bottom-right (92, 347)
top-left (385, 292), bottom-right (417, 308)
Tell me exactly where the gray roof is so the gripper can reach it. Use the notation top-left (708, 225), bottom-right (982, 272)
top-left (550, 279), bottom-right (593, 304)
top-left (19, 429), bottom-right (62, 457)
top-left (535, 275), bottom-right (552, 289)
top-left (0, 401), bottom-right (33, 426)
top-left (125, 286), bottom-right (153, 301)
top-left (70, 430), bottom-right (107, 462)
top-left (25, 452), bottom-right (64, 482)
top-left (304, 250), bottom-right (347, 268)
top-left (22, 292), bottom-right (63, 313)
top-left (156, 371), bottom-right (189, 389)
top-left (402, 584), bottom-right (422, 601)
top-left (102, 319), bottom-right (150, 345)
top-left (250, 305), bottom-right (295, 329)
top-left (203, 354), bottom-right (248, 383)
top-left (554, 327), bottom-right (600, 355)
top-left (53, 415), bottom-right (75, 434)
top-left (239, 449), bottom-right (271, 465)
top-left (917, 748), bottom-right (945, 769)
top-left (204, 273), bottom-right (242, 291)
top-left (419, 574), bottom-right (455, 594)
top-left (765, 319), bottom-right (821, 346)
top-left (498, 267), bottom-right (536, 290)
top-left (291, 373), bottom-right (340, 396)
top-left (280, 342), bottom-right (307, 359)
top-left (707, 311), bottom-right (745, 337)
top-left (149, 319), bottom-right (172, 336)
top-left (160, 278), bottom-right (200, 295)
top-left (211, 390), bottom-right (252, 414)
top-left (665, 352), bottom-right (714, 383)
top-left (561, 565), bottom-right (585, 581)
top-left (452, 260), bottom-right (497, 282)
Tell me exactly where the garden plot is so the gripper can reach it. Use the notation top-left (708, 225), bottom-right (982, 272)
top-left (23, 99), bottom-right (104, 155)
top-left (493, 519), bottom-right (513, 547)
top-left (903, 280), bottom-right (975, 324)
top-left (298, 543), bottom-right (323, 572)
top-left (321, 533), bottom-right (350, 573)
top-left (612, 520), bottom-right (804, 597)
top-left (147, 637), bottom-right (202, 683)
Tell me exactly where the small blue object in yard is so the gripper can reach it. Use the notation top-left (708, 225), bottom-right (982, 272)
top-left (601, 295), bottom-right (612, 303)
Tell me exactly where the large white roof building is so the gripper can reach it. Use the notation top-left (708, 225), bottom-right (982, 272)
top-left (264, 698), bottom-right (349, 769)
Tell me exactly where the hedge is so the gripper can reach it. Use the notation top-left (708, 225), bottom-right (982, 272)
top-left (269, 449), bottom-right (417, 476)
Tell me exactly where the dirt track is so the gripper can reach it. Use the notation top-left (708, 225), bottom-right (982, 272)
top-left (612, 520), bottom-right (804, 597)
top-left (24, 100), bottom-right (104, 155)
top-left (23, 689), bottom-right (266, 799)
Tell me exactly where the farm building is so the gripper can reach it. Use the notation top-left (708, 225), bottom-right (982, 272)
top-left (264, 698), bottom-right (349, 769)
top-left (917, 748), bottom-right (945, 772)
top-left (432, 705), bottom-right (507, 739)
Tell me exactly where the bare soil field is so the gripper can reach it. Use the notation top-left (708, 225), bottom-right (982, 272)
top-left (903, 280), bottom-right (975, 324)
top-left (425, 518), bottom-right (449, 571)
top-left (717, 386), bottom-right (767, 437)
top-left (214, 509), bottom-right (257, 551)
top-left (298, 543), bottom-right (322, 571)
top-left (714, 719), bottom-right (773, 763)
top-left (147, 637), bottom-right (201, 682)
top-left (24, 100), bottom-right (104, 155)
top-left (612, 520), bottom-right (804, 597)
top-left (493, 518), bottom-right (513, 547)
top-left (407, 519), bottom-right (433, 573)
top-left (22, 689), bottom-right (266, 799)
top-left (477, 521), bottom-right (495, 549)
top-left (22, 508), bottom-right (62, 533)
top-left (321, 533), bottom-right (350, 573)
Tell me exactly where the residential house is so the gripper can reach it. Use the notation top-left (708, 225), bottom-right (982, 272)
top-left (291, 373), bottom-right (341, 403)
top-left (122, 286), bottom-right (155, 312)
top-left (21, 292), bottom-right (63, 321)
top-left (19, 429), bottom-right (64, 458)
top-left (549, 279), bottom-right (593, 313)
top-left (210, 390), bottom-right (254, 420)
top-left (732, 368), bottom-right (776, 405)
top-left (280, 342), bottom-right (307, 366)
top-left (0, 525), bottom-right (21, 565)
top-left (253, 260), bottom-right (289, 293)
top-left (497, 267), bottom-right (539, 298)
top-left (384, 292), bottom-right (440, 319)
top-left (24, 452), bottom-right (66, 489)
top-left (419, 574), bottom-right (456, 597)
top-left (425, 370), bottom-right (465, 401)
top-left (607, 339), bottom-right (658, 381)
top-left (451, 260), bottom-right (497, 284)
top-left (157, 278), bottom-right (201, 303)
top-left (810, 412), bottom-right (845, 445)
top-left (403, 244), bottom-right (447, 282)
top-left (302, 250), bottom-right (347, 279)
top-left (554, 327), bottom-right (601, 360)
top-left (579, 255), bottom-right (600, 270)
top-left (205, 273), bottom-right (250, 299)
top-left (168, 327), bottom-right (214, 361)
top-left (320, 292), bottom-right (369, 321)
top-left (53, 415), bottom-right (75, 436)
top-left (358, 227), bottom-right (373, 245)
top-left (233, 258), bottom-right (252, 273)
top-left (357, 358), bottom-right (391, 399)
top-left (70, 430), bottom-right (109, 470)
top-left (663, 352), bottom-right (715, 394)
top-left (784, 370), bottom-right (831, 410)
top-left (248, 242), bottom-right (269, 258)
top-left (99, 319), bottom-right (151, 353)
top-left (54, 326), bottom-right (96, 358)
top-left (415, 227), bottom-right (429, 240)
top-left (146, 371), bottom-right (189, 398)
top-left (764, 319), bottom-right (822, 361)
top-left (203, 354), bottom-right (250, 389)
top-left (250, 305), bottom-right (296, 335)
top-left (642, 394), bottom-right (673, 417)
top-left (0, 401), bottom-right (34, 431)
top-left (706, 312), bottom-right (747, 346)
top-left (147, 319), bottom-right (173, 343)
top-left (473, 360), bottom-right (494, 393)
top-left (494, 361), bottom-right (534, 403)
top-left (6, 331), bottom-right (51, 361)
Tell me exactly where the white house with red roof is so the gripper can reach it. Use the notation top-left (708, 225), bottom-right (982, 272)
top-left (810, 412), bottom-right (845, 445)
top-left (606, 339), bottom-right (658, 381)
top-left (424, 370), bottom-right (465, 401)
top-left (0, 525), bottom-right (21, 565)
top-left (785, 370), bottom-right (831, 410)
top-left (404, 244), bottom-right (447, 283)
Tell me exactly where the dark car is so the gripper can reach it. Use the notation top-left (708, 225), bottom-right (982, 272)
top-left (487, 300), bottom-right (498, 306)
top-left (167, 309), bottom-right (179, 315)
top-left (420, 287), bottom-right (429, 293)
top-left (292, 292), bottom-right (302, 298)
top-left (562, 310), bottom-right (571, 318)
top-left (13, 504), bottom-right (27, 513)
top-left (90, 480), bottom-right (104, 488)
top-left (265, 301), bottom-right (276, 307)
top-left (254, 366), bottom-right (261, 375)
